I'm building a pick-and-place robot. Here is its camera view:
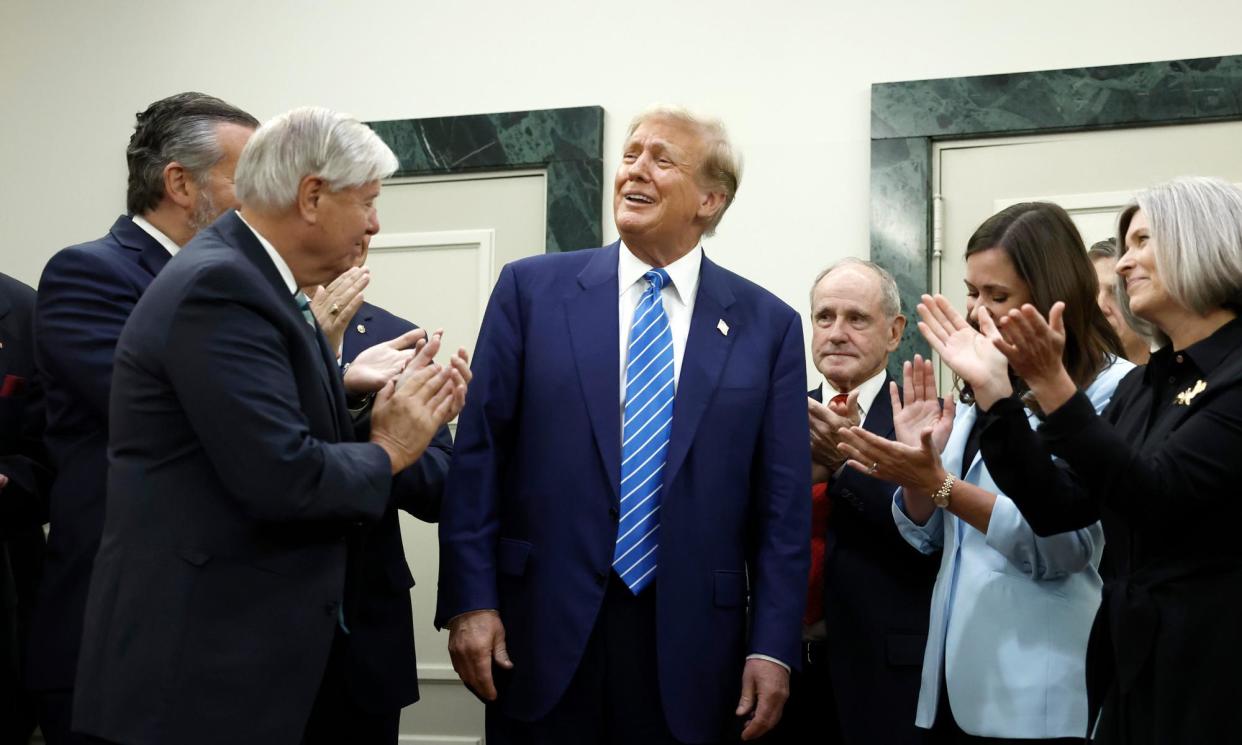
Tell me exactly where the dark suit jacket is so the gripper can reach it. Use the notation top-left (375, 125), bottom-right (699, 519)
top-left (72, 211), bottom-right (395, 745)
top-left (0, 272), bottom-right (51, 742)
top-left (812, 380), bottom-right (936, 745)
top-left (26, 215), bottom-right (172, 691)
top-left (436, 243), bottom-right (811, 744)
top-left (335, 301), bottom-right (453, 713)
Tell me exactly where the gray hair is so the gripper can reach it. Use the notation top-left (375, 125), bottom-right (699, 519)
top-left (811, 258), bottom-right (902, 319)
top-left (1116, 176), bottom-right (1242, 345)
top-left (234, 107), bottom-right (398, 211)
top-left (126, 92), bottom-right (259, 215)
top-left (626, 105), bottom-right (741, 236)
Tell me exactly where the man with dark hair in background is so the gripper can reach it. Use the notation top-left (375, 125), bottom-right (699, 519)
top-left (25, 92), bottom-right (258, 744)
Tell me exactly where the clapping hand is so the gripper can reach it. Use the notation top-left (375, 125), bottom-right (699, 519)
top-left (993, 302), bottom-right (1077, 412)
top-left (917, 294), bottom-right (1012, 408)
top-left (343, 328), bottom-right (426, 394)
top-left (309, 266), bottom-right (369, 354)
top-left (808, 390), bottom-right (860, 481)
top-left (892, 354), bottom-right (955, 454)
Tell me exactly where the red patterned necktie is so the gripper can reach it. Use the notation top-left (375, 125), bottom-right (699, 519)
top-left (804, 393), bottom-right (850, 626)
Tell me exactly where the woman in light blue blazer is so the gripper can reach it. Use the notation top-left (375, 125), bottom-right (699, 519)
top-left (839, 202), bottom-right (1132, 744)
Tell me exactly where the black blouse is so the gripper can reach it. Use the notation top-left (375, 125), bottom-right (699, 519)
top-left (973, 315), bottom-right (1242, 743)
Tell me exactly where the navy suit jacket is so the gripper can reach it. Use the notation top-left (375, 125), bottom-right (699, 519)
top-left (811, 381), bottom-right (935, 745)
top-left (26, 215), bottom-right (171, 691)
top-left (335, 301), bottom-right (453, 712)
top-left (435, 242), bottom-right (811, 743)
top-left (0, 273), bottom-right (51, 740)
top-left (73, 211), bottom-right (395, 745)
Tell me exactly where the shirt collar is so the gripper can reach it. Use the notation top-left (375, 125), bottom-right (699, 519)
top-left (1181, 315), bottom-right (1242, 375)
top-left (824, 366), bottom-right (889, 419)
top-left (130, 214), bottom-right (181, 257)
top-left (618, 241), bottom-right (702, 309)
top-left (235, 212), bottom-right (298, 295)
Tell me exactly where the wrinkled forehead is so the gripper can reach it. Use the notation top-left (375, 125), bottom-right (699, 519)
top-left (624, 116), bottom-right (704, 156)
top-left (812, 267), bottom-right (885, 313)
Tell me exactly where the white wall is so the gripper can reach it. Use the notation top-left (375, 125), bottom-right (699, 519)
top-left (2, 0), bottom-right (1240, 353)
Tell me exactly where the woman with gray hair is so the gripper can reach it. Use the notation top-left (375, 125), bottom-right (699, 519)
top-left (953, 176), bottom-right (1242, 743)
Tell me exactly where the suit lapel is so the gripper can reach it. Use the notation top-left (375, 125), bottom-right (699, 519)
top-left (218, 211), bottom-right (349, 439)
top-left (565, 244), bottom-right (622, 504)
top-left (862, 375), bottom-right (896, 438)
top-left (663, 255), bottom-right (736, 489)
top-left (111, 215), bottom-right (173, 277)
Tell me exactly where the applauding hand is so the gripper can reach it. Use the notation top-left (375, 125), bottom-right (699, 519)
top-left (892, 354), bottom-right (955, 454)
top-left (917, 294), bottom-right (1012, 408)
top-left (993, 302), bottom-right (1077, 412)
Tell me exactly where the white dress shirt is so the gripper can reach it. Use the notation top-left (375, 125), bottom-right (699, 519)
top-left (617, 241), bottom-right (701, 409)
top-left (236, 212), bottom-right (298, 295)
top-left (823, 366), bottom-right (889, 420)
top-left (131, 214), bottom-right (181, 257)
top-left (617, 242), bottom-right (790, 673)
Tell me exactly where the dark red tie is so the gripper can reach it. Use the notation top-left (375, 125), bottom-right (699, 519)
top-left (803, 392), bottom-right (849, 626)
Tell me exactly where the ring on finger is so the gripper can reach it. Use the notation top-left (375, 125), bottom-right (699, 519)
top-left (330, 302), bottom-right (342, 316)
top-left (867, 461), bottom-right (878, 475)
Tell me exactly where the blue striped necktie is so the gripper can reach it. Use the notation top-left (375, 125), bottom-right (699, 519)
top-left (613, 268), bottom-right (675, 594)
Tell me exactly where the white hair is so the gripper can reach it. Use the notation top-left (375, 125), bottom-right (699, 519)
top-left (626, 105), bottom-right (741, 236)
top-left (811, 258), bottom-right (903, 319)
top-left (1117, 176), bottom-right (1242, 345)
top-left (234, 106), bottom-right (398, 211)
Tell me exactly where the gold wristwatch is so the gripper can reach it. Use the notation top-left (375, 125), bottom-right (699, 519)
top-left (932, 474), bottom-right (955, 508)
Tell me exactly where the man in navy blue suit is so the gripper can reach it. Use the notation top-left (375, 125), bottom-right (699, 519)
top-left (765, 260), bottom-right (935, 745)
top-left (436, 106), bottom-right (811, 744)
top-left (71, 107), bottom-right (469, 745)
top-left (299, 245), bottom-right (457, 743)
top-left (26, 92), bottom-right (258, 745)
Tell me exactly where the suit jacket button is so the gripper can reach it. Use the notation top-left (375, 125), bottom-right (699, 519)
top-left (324, 602), bottom-right (339, 616)
top-left (596, 571), bottom-right (608, 587)
top-left (608, 506), bottom-right (619, 521)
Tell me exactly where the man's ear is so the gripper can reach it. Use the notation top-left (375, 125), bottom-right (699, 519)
top-left (697, 190), bottom-right (727, 223)
top-left (887, 314), bottom-right (907, 352)
top-left (162, 162), bottom-right (194, 210)
top-left (297, 175), bottom-right (325, 224)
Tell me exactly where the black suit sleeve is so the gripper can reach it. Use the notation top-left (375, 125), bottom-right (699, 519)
top-left (826, 466), bottom-right (904, 535)
top-left (977, 396), bottom-right (1098, 536)
top-left (343, 312), bottom-right (453, 523)
top-left (159, 266), bottom-right (392, 524)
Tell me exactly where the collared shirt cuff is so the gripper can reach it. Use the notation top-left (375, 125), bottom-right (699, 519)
top-left (747, 653), bottom-right (791, 673)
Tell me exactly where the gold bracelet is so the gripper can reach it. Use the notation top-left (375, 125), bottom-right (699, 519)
top-left (932, 473), bottom-right (955, 509)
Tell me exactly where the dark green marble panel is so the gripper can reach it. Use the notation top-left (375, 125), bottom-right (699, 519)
top-left (367, 106), bottom-right (604, 252)
top-left (870, 54), bottom-right (1242, 376)
top-left (873, 55), bottom-right (1242, 140)
top-left (871, 137), bottom-right (932, 375)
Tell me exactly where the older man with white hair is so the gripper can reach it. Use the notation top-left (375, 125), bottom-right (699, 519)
top-left (70, 107), bottom-right (469, 745)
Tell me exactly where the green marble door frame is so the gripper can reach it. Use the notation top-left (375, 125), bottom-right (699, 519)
top-left (870, 55), bottom-right (1242, 365)
top-left (368, 106), bottom-right (604, 253)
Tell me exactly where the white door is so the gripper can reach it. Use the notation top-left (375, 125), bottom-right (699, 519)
top-left (930, 120), bottom-right (1242, 389)
top-left (368, 170), bottom-right (547, 745)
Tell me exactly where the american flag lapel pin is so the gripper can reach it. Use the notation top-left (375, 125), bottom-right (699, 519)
top-left (717, 319), bottom-right (729, 336)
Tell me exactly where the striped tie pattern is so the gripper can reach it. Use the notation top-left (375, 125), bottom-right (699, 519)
top-left (613, 268), bottom-right (675, 594)
top-left (294, 291), bottom-right (317, 328)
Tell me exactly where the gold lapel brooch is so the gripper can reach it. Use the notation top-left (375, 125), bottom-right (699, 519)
top-left (1175, 379), bottom-right (1207, 406)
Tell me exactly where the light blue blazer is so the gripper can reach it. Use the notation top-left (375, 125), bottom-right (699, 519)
top-left (892, 356), bottom-right (1133, 738)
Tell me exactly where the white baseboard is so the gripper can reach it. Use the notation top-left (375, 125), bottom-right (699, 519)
top-left (397, 736), bottom-right (481, 745)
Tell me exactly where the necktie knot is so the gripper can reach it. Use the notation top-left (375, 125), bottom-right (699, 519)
top-left (645, 268), bottom-right (670, 292)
